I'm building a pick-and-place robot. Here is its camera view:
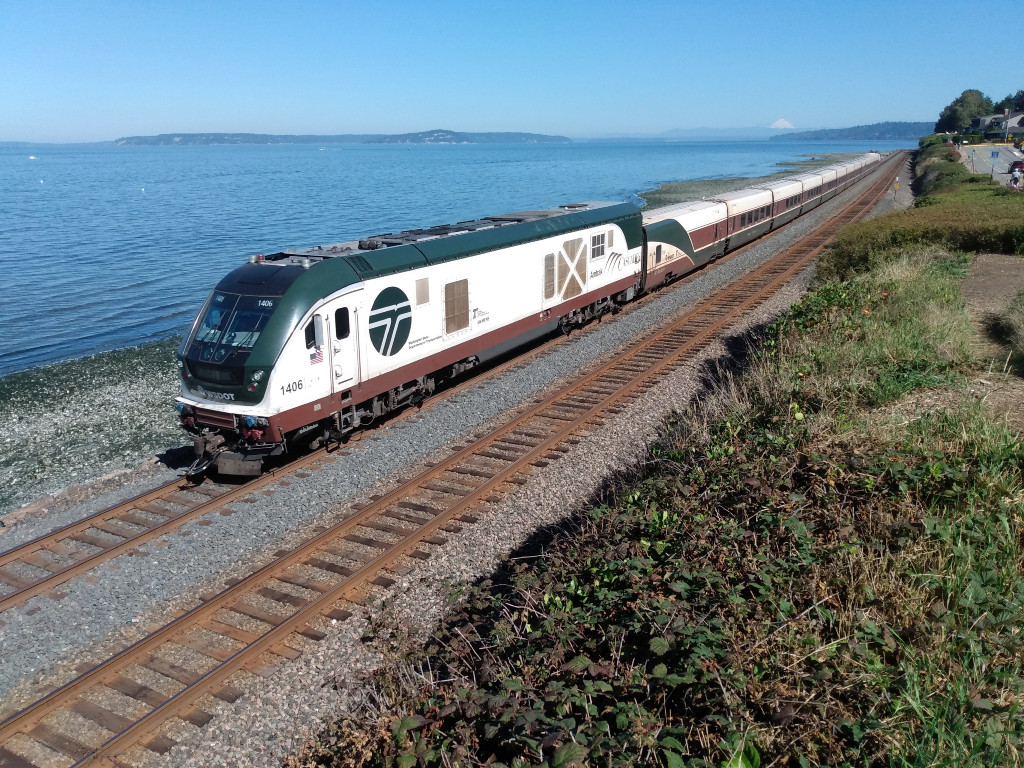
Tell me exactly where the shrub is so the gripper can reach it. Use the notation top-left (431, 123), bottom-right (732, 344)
top-left (818, 143), bottom-right (1024, 282)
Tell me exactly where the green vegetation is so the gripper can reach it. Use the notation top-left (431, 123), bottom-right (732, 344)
top-left (819, 137), bottom-right (1024, 282)
top-left (933, 87), bottom-right (1023, 135)
top-left (991, 288), bottom-right (1024, 365)
top-left (289, 151), bottom-right (1024, 768)
top-left (935, 89), bottom-right (996, 134)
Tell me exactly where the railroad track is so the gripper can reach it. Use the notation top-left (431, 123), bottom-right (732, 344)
top-left (0, 174), bottom-right (803, 619)
top-left (0, 154), bottom-right (897, 620)
top-left (0, 326), bottom-right (585, 618)
top-left (0, 454), bottom-right (345, 616)
top-left (0, 153), bottom-right (906, 768)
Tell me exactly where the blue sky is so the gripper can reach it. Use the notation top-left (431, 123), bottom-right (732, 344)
top-left (1, 0), bottom-right (1018, 143)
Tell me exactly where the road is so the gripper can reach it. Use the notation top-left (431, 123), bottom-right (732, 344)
top-left (964, 143), bottom-right (1024, 184)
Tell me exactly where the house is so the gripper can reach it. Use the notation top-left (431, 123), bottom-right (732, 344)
top-left (970, 113), bottom-right (1004, 132)
top-left (984, 111), bottom-right (1024, 141)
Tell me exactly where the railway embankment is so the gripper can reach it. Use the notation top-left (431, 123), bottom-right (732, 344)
top-left (288, 143), bottom-right (1024, 766)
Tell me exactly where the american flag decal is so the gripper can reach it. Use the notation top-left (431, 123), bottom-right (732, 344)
top-left (310, 348), bottom-right (323, 364)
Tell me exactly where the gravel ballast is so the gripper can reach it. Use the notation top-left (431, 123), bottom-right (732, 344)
top-left (0, 156), bottom-right (914, 767)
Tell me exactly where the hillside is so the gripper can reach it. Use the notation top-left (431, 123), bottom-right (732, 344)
top-left (112, 129), bottom-right (571, 146)
top-left (771, 121), bottom-right (933, 141)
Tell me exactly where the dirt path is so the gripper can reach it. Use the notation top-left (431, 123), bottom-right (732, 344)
top-left (961, 253), bottom-right (1024, 433)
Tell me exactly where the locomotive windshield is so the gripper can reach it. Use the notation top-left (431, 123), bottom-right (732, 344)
top-left (195, 292), bottom-right (274, 347)
top-left (184, 291), bottom-right (276, 373)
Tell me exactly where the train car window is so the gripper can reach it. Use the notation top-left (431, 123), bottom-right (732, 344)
top-left (544, 254), bottom-right (555, 299)
top-left (656, 245), bottom-right (662, 264)
top-left (335, 308), bottom-right (350, 340)
top-left (444, 279), bottom-right (470, 334)
top-left (304, 320), bottom-right (316, 349)
top-left (591, 233), bottom-right (606, 259)
top-left (607, 229), bottom-right (614, 248)
top-left (416, 278), bottom-right (429, 306)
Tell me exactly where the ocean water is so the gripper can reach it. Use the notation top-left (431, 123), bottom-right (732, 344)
top-left (0, 139), bottom-right (914, 376)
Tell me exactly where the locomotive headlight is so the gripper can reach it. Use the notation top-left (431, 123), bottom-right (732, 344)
top-left (250, 369), bottom-right (265, 382)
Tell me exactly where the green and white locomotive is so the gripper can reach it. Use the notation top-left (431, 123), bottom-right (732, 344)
top-left (176, 201), bottom-right (644, 475)
top-left (177, 152), bottom-right (882, 476)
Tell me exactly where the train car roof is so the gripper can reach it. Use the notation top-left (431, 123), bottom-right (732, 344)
top-left (751, 178), bottom-right (803, 196)
top-left (642, 198), bottom-right (724, 224)
top-left (274, 201), bottom-right (640, 279)
top-left (711, 188), bottom-right (773, 216)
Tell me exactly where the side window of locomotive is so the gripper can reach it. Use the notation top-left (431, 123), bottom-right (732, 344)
top-left (304, 320), bottom-right (316, 349)
top-left (416, 278), bottom-right (429, 306)
top-left (444, 279), bottom-right (470, 334)
top-left (335, 308), bottom-right (350, 340)
top-left (607, 229), bottom-right (614, 248)
top-left (591, 233), bottom-right (606, 259)
top-left (543, 254), bottom-right (555, 300)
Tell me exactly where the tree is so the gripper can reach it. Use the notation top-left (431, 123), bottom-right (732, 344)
top-left (994, 89), bottom-right (1024, 113)
top-left (934, 89), bottom-right (994, 133)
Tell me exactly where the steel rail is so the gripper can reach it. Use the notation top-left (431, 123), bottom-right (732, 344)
top-left (73, 153), bottom-right (906, 765)
top-left (0, 153), bottom-right (897, 619)
top-left (0, 451), bottom-right (341, 614)
top-left (0, 153), bottom-right (905, 768)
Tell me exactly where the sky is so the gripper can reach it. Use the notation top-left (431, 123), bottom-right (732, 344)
top-left (0, 0), bottom-right (1019, 143)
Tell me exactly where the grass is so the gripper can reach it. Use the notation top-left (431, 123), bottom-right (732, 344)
top-left (991, 289), bottom-right (1024, 357)
top-left (818, 141), bottom-right (1024, 283)
top-left (286, 149), bottom-right (1024, 768)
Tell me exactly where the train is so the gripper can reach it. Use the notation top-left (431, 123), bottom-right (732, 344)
top-left (175, 152), bottom-right (883, 476)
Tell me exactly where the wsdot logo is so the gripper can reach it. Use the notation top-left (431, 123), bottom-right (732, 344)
top-left (368, 287), bottom-right (412, 356)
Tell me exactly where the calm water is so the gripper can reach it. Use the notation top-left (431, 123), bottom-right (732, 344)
top-left (0, 139), bottom-right (913, 376)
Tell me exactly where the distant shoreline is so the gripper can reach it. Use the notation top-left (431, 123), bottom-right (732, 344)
top-left (112, 130), bottom-right (572, 146)
top-left (2, 122), bottom-right (930, 146)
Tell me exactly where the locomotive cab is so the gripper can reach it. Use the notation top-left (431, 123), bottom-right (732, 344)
top-left (175, 253), bottom-right (354, 476)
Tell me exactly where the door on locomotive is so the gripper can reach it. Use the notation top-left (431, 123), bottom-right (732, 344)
top-left (326, 303), bottom-right (360, 393)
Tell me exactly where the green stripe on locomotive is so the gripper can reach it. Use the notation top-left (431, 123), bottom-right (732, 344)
top-left (182, 203), bottom-right (643, 404)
